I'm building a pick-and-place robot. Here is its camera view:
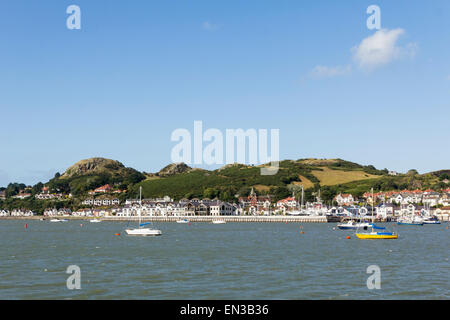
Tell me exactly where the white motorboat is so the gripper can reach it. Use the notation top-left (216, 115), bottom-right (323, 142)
top-left (90, 219), bottom-right (101, 223)
top-left (50, 218), bottom-right (67, 222)
top-left (337, 220), bottom-right (372, 230)
top-left (211, 220), bottom-right (226, 224)
top-left (176, 219), bottom-right (190, 224)
top-left (287, 209), bottom-right (308, 216)
top-left (125, 227), bottom-right (162, 236)
top-left (125, 187), bottom-right (162, 236)
top-left (397, 215), bottom-right (424, 226)
top-left (422, 216), bottom-right (441, 224)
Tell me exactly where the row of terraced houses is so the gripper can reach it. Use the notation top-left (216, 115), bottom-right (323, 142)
top-left (332, 189), bottom-right (450, 207)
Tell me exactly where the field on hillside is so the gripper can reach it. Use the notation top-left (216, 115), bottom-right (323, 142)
top-left (293, 175), bottom-right (315, 189)
top-left (311, 167), bottom-right (381, 186)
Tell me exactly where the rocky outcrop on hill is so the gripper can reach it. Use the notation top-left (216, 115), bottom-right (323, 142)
top-left (156, 163), bottom-right (192, 177)
top-left (62, 158), bottom-right (125, 178)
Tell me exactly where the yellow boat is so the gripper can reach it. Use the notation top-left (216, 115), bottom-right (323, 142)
top-left (356, 232), bottom-right (398, 239)
top-left (356, 189), bottom-right (398, 240)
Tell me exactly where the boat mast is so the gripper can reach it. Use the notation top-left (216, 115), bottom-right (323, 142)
top-left (301, 185), bottom-right (304, 211)
top-left (139, 186), bottom-right (142, 227)
top-left (371, 187), bottom-right (375, 223)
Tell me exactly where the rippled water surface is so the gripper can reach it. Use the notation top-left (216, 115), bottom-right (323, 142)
top-left (0, 220), bottom-right (448, 299)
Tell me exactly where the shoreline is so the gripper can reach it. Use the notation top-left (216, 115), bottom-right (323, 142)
top-left (2, 215), bottom-right (448, 223)
top-left (0, 215), bottom-right (330, 223)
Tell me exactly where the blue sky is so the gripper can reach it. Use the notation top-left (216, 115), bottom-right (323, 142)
top-left (0, 0), bottom-right (449, 186)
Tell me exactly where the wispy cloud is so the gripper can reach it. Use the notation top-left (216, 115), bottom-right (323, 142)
top-left (202, 21), bottom-right (217, 31)
top-left (307, 28), bottom-right (417, 80)
top-left (352, 28), bottom-right (417, 71)
top-left (309, 65), bottom-right (352, 79)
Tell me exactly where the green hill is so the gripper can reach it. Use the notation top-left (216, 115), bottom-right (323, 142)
top-left (46, 157), bottom-right (146, 196)
top-left (133, 159), bottom-right (448, 203)
top-left (1, 158), bottom-right (448, 214)
top-left (132, 159), bottom-right (391, 202)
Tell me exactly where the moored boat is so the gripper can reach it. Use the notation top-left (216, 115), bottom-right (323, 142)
top-left (422, 216), bottom-right (441, 224)
top-left (356, 232), bottom-right (398, 239)
top-left (397, 216), bottom-right (424, 226)
top-left (355, 188), bottom-right (398, 240)
top-left (337, 220), bottom-right (372, 230)
top-left (125, 187), bottom-right (162, 236)
top-left (126, 224), bottom-right (162, 236)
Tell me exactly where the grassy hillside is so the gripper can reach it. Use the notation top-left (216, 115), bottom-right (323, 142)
top-left (1, 157), bottom-right (447, 214)
top-left (311, 167), bottom-right (380, 186)
top-left (47, 158), bottom-right (145, 196)
top-left (132, 159), bottom-right (390, 202)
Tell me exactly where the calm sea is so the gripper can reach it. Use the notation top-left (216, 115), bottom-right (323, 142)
top-left (0, 220), bottom-right (448, 299)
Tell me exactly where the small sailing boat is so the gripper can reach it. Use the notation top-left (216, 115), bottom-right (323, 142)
top-left (355, 188), bottom-right (398, 240)
top-left (287, 186), bottom-right (308, 216)
top-left (125, 187), bottom-right (162, 236)
top-left (176, 219), bottom-right (190, 224)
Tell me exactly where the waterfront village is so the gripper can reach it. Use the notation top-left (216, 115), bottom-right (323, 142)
top-left (1, 184), bottom-right (450, 221)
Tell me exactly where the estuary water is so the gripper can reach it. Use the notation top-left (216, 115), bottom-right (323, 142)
top-left (0, 220), bottom-right (448, 299)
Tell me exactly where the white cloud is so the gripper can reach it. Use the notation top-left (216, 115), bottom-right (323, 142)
top-left (202, 21), bottom-right (217, 31)
top-left (352, 28), bottom-right (417, 71)
top-left (305, 28), bottom-right (417, 81)
top-left (310, 65), bottom-right (352, 79)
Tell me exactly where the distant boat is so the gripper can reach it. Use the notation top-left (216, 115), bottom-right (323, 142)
top-left (176, 219), bottom-right (190, 224)
top-left (90, 219), bottom-right (101, 223)
top-left (125, 187), bottom-right (162, 236)
top-left (397, 216), bottom-right (424, 226)
top-left (356, 231), bottom-right (398, 240)
top-left (288, 186), bottom-right (309, 216)
top-left (50, 218), bottom-right (67, 222)
top-left (211, 220), bottom-right (226, 224)
top-left (287, 210), bottom-right (308, 216)
top-left (337, 220), bottom-right (372, 230)
top-left (422, 216), bottom-right (441, 225)
top-left (337, 212), bottom-right (372, 230)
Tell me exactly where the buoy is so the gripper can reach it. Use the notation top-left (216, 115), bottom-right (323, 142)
top-left (300, 231), bottom-right (304, 235)
top-left (446, 226), bottom-right (449, 230)
top-left (114, 233), bottom-right (120, 236)
top-left (346, 236), bottom-right (351, 239)
top-left (80, 224), bottom-right (83, 227)
top-left (285, 222), bottom-right (288, 224)
top-left (24, 224), bottom-right (27, 229)
top-left (332, 227), bottom-right (336, 230)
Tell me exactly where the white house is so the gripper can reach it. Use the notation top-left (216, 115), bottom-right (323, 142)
top-left (209, 201), bottom-right (236, 216)
top-left (334, 194), bottom-right (355, 206)
top-left (0, 210), bottom-right (10, 216)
